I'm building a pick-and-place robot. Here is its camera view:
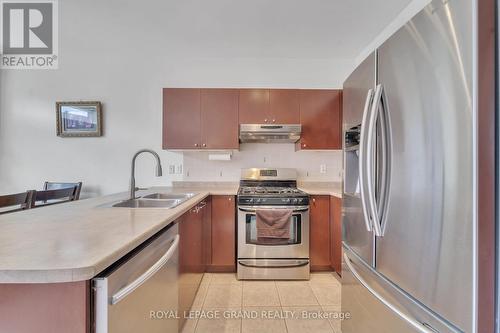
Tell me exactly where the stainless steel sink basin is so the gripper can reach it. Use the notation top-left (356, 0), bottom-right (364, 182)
top-left (142, 192), bottom-right (195, 200)
top-left (112, 198), bottom-right (183, 209)
top-left (111, 192), bottom-right (196, 209)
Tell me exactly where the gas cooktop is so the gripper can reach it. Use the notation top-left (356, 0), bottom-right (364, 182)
top-left (237, 168), bottom-right (309, 206)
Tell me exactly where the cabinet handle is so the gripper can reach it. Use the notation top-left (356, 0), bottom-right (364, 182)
top-left (302, 143), bottom-right (307, 148)
top-left (202, 143), bottom-right (206, 147)
top-left (264, 119), bottom-right (268, 123)
top-left (312, 198), bottom-right (316, 204)
top-left (228, 197), bottom-right (232, 201)
top-left (272, 119), bottom-right (276, 123)
top-left (194, 143), bottom-right (199, 147)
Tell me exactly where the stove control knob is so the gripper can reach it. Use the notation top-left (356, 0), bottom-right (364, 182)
top-left (256, 198), bottom-right (261, 203)
top-left (262, 198), bottom-right (267, 202)
top-left (248, 198), bottom-right (254, 203)
top-left (293, 198), bottom-right (298, 203)
top-left (282, 198), bottom-right (291, 203)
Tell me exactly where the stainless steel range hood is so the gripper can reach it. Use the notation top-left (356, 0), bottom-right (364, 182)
top-left (239, 124), bottom-right (301, 143)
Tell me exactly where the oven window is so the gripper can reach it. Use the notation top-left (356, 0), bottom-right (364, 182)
top-left (245, 213), bottom-right (302, 245)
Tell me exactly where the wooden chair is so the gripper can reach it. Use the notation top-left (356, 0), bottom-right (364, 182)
top-left (32, 187), bottom-right (79, 208)
top-left (43, 182), bottom-right (82, 200)
top-left (0, 191), bottom-right (35, 214)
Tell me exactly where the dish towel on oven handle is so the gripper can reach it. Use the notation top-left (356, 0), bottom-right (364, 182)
top-left (256, 209), bottom-right (293, 241)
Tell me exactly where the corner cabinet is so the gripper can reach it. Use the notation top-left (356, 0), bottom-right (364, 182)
top-left (297, 89), bottom-right (342, 150)
top-left (163, 88), bottom-right (239, 150)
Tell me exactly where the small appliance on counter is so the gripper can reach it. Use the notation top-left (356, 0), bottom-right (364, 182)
top-left (237, 168), bottom-right (310, 280)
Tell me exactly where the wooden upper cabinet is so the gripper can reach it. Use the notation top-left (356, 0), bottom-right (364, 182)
top-left (163, 88), bottom-right (201, 149)
top-left (269, 89), bottom-right (300, 124)
top-left (239, 89), bottom-right (270, 124)
top-left (163, 88), bottom-right (239, 150)
top-left (201, 89), bottom-right (239, 149)
top-left (297, 89), bottom-right (342, 150)
top-left (310, 195), bottom-right (331, 271)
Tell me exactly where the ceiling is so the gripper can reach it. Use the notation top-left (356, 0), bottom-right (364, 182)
top-left (161, 0), bottom-right (414, 60)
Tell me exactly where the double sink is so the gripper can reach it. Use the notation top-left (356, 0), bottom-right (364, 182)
top-left (112, 192), bottom-right (195, 209)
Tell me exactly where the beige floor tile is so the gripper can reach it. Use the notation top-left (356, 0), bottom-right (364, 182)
top-left (191, 283), bottom-right (209, 310)
top-left (181, 318), bottom-right (198, 333)
top-left (200, 273), bottom-right (213, 286)
top-left (283, 306), bottom-right (335, 333)
top-left (310, 283), bottom-right (341, 306)
top-left (242, 281), bottom-right (280, 307)
top-left (309, 273), bottom-right (340, 285)
top-left (322, 305), bottom-right (343, 333)
top-left (210, 273), bottom-right (242, 285)
top-left (241, 306), bottom-right (287, 333)
top-left (276, 282), bottom-right (319, 306)
top-left (195, 316), bottom-right (241, 333)
top-left (203, 284), bottom-right (243, 308)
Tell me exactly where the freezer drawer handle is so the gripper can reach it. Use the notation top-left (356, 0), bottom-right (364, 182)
top-left (343, 253), bottom-right (437, 333)
top-left (110, 234), bottom-right (180, 305)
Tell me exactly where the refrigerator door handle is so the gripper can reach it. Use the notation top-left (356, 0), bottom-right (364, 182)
top-left (377, 86), bottom-right (392, 235)
top-left (359, 88), bottom-right (374, 232)
top-left (366, 84), bottom-right (383, 236)
top-left (343, 253), bottom-right (436, 333)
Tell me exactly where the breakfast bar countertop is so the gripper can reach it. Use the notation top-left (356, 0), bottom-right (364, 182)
top-left (0, 186), bottom-right (237, 284)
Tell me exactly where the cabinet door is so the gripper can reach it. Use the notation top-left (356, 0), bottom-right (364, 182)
top-left (163, 88), bottom-right (201, 149)
top-left (201, 89), bottom-right (239, 149)
top-left (210, 195), bottom-right (236, 271)
top-left (298, 90), bottom-right (342, 150)
top-left (239, 89), bottom-right (270, 124)
top-left (310, 195), bottom-right (331, 270)
top-left (179, 208), bottom-right (203, 274)
top-left (269, 89), bottom-right (300, 124)
top-left (330, 196), bottom-right (342, 275)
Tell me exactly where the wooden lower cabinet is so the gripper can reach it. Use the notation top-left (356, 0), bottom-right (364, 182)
top-left (309, 195), bottom-right (331, 271)
top-left (330, 196), bottom-right (342, 276)
top-left (0, 282), bottom-right (90, 333)
top-left (208, 195), bottom-right (236, 272)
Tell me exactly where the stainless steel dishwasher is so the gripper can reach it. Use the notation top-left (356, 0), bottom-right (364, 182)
top-left (93, 223), bottom-right (179, 333)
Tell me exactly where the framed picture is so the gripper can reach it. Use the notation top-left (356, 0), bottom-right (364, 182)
top-left (56, 101), bottom-right (102, 137)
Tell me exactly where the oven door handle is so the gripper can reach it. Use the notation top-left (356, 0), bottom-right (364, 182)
top-left (238, 206), bottom-right (309, 213)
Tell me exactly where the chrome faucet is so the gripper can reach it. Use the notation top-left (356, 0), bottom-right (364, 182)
top-left (130, 149), bottom-right (163, 199)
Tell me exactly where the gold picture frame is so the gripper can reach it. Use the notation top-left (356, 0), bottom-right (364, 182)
top-left (56, 101), bottom-right (102, 137)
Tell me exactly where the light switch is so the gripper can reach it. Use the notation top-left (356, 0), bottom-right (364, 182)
top-left (320, 164), bottom-right (327, 174)
top-left (176, 164), bottom-right (183, 174)
top-left (168, 165), bottom-right (175, 174)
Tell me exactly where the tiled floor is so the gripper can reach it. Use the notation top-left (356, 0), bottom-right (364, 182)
top-left (182, 272), bottom-right (342, 333)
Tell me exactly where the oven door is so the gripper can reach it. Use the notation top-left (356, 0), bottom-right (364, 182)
top-left (237, 205), bottom-right (309, 259)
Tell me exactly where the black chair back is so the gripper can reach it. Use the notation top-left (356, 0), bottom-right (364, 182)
top-left (0, 191), bottom-right (35, 214)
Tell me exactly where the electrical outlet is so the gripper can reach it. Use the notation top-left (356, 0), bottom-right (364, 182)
top-left (176, 164), bottom-right (183, 174)
top-left (320, 164), bottom-right (327, 174)
top-left (168, 165), bottom-right (175, 174)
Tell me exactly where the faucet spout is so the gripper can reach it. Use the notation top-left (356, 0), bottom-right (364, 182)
top-left (130, 149), bottom-right (163, 199)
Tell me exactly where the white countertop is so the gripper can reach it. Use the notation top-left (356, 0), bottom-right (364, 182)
top-left (0, 182), bottom-right (341, 283)
top-left (0, 186), bottom-right (236, 284)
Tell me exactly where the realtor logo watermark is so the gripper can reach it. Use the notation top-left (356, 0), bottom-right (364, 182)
top-left (0, 0), bottom-right (58, 69)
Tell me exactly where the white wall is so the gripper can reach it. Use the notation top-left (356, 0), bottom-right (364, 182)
top-left (182, 145), bottom-right (342, 182)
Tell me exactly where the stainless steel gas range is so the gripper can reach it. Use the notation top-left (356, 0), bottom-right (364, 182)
top-left (237, 168), bottom-right (310, 280)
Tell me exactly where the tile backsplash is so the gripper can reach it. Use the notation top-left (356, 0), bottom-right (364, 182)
top-left (182, 143), bottom-right (342, 182)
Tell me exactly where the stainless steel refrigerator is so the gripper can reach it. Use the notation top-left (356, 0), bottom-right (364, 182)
top-left (341, 1), bottom-right (475, 332)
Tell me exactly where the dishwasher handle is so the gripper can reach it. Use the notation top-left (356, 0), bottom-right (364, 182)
top-left (111, 234), bottom-right (180, 305)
